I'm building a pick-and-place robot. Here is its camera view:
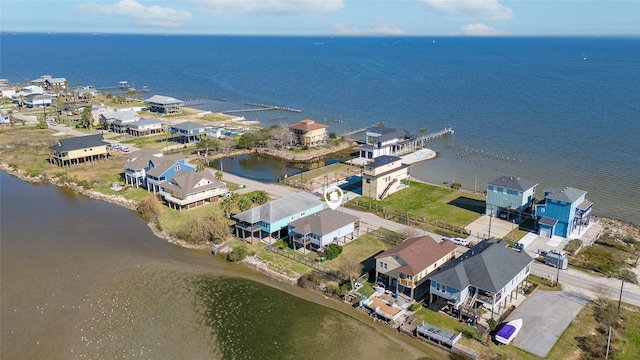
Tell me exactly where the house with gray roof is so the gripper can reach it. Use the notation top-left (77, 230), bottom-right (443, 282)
top-left (123, 148), bottom-right (164, 188)
top-left (375, 235), bottom-right (458, 300)
top-left (429, 238), bottom-right (533, 319)
top-left (145, 95), bottom-right (183, 114)
top-left (535, 187), bottom-right (592, 238)
top-left (288, 208), bottom-right (360, 253)
top-left (168, 121), bottom-right (207, 143)
top-left (160, 169), bottom-right (228, 211)
top-left (128, 118), bottom-right (163, 137)
top-left (233, 192), bottom-right (323, 244)
top-left (32, 75), bottom-right (67, 90)
top-left (99, 110), bottom-right (140, 132)
top-left (145, 153), bottom-right (195, 193)
top-left (49, 134), bottom-right (110, 167)
top-left (486, 176), bottom-right (538, 220)
top-left (352, 126), bottom-right (413, 160)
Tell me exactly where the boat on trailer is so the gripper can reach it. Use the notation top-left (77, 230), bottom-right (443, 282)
top-left (495, 319), bottom-right (523, 345)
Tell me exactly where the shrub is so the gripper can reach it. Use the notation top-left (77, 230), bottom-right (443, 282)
top-left (138, 195), bottom-right (162, 219)
top-left (325, 243), bottom-right (343, 260)
top-left (486, 318), bottom-right (497, 331)
top-left (301, 145), bottom-right (309, 151)
top-left (409, 302), bottom-right (421, 312)
top-left (227, 243), bottom-right (250, 262)
top-left (565, 238), bottom-right (583, 254)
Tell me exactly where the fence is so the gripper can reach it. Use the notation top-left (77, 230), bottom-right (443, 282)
top-left (350, 199), bottom-right (471, 236)
top-left (267, 245), bottom-right (342, 281)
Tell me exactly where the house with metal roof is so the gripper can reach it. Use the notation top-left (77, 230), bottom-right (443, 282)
top-left (48, 134), bottom-right (110, 167)
top-left (128, 119), bottom-right (163, 137)
top-left (486, 176), bottom-right (538, 220)
top-left (375, 235), bottom-right (457, 300)
top-left (123, 148), bottom-right (164, 188)
top-left (351, 126), bottom-right (413, 160)
top-left (32, 75), bottom-right (67, 90)
top-left (23, 94), bottom-right (53, 108)
top-left (145, 95), bottom-right (183, 114)
top-left (288, 208), bottom-right (360, 252)
top-left (535, 187), bottom-right (592, 238)
top-left (168, 121), bottom-right (207, 143)
top-left (160, 169), bottom-right (228, 211)
top-left (99, 110), bottom-right (140, 132)
top-left (145, 154), bottom-right (195, 193)
top-left (429, 238), bottom-right (533, 319)
top-left (362, 155), bottom-right (410, 200)
top-left (287, 119), bottom-right (328, 146)
top-left (233, 192), bottom-right (323, 244)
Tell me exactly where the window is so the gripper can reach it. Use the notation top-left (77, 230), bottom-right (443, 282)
top-left (379, 261), bottom-right (387, 270)
top-left (492, 186), bottom-right (497, 193)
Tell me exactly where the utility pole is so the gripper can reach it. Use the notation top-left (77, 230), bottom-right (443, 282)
top-left (618, 278), bottom-right (624, 313)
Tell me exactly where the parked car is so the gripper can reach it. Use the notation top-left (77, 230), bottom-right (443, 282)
top-left (450, 237), bottom-right (469, 247)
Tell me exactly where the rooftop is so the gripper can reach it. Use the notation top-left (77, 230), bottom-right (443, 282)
top-left (145, 95), bottom-right (183, 105)
top-left (233, 192), bottom-right (322, 224)
top-left (49, 134), bottom-right (108, 153)
top-left (488, 176), bottom-right (538, 192)
top-left (288, 208), bottom-right (359, 236)
top-left (376, 235), bottom-right (457, 276)
top-left (544, 187), bottom-right (587, 204)
top-left (287, 119), bottom-right (328, 132)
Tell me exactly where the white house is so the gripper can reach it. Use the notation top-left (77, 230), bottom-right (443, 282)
top-left (128, 119), bottom-right (163, 137)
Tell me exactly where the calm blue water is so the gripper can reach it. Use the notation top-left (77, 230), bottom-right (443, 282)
top-left (2, 34), bottom-right (639, 224)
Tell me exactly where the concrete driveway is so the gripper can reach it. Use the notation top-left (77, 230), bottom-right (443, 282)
top-left (507, 290), bottom-right (590, 357)
top-left (465, 215), bottom-right (517, 243)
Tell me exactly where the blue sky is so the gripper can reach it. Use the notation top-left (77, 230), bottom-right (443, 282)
top-left (2, 0), bottom-right (639, 36)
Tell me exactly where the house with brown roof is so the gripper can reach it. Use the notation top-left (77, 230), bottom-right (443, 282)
top-left (160, 169), bottom-right (228, 211)
top-left (375, 235), bottom-right (457, 300)
top-left (287, 119), bottom-right (328, 146)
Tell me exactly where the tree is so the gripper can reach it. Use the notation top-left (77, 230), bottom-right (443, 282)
top-left (337, 253), bottom-right (363, 290)
top-left (328, 132), bottom-right (337, 140)
top-left (237, 133), bottom-right (256, 149)
top-left (196, 137), bottom-right (219, 166)
top-left (238, 197), bottom-right (252, 212)
top-left (175, 213), bottom-right (231, 245)
top-left (252, 190), bottom-right (270, 205)
top-left (215, 171), bottom-right (223, 181)
top-left (325, 243), bottom-right (343, 260)
top-left (55, 96), bottom-right (65, 122)
top-left (80, 106), bottom-right (93, 129)
top-left (269, 124), bottom-right (294, 149)
top-left (221, 197), bottom-right (234, 218)
top-left (36, 114), bottom-right (48, 129)
top-left (376, 121), bottom-right (385, 127)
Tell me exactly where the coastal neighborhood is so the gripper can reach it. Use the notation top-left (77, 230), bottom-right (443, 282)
top-left (1, 75), bottom-right (639, 360)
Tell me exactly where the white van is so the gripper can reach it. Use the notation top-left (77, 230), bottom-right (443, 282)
top-left (450, 237), bottom-right (469, 247)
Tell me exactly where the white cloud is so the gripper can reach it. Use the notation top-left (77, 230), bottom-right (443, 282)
top-left (191, 0), bottom-right (344, 16)
top-left (459, 23), bottom-right (505, 36)
top-left (75, 0), bottom-right (193, 28)
top-left (423, 0), bottom-right (513, 21)
top-left (333, 20), bottom-right (405, 36)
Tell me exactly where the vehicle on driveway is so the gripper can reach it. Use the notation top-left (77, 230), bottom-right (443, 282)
top-left (449, 237), bottom-right (469, 247)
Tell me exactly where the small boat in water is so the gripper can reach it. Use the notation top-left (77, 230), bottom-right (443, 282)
top-left (495, 319), bottom-right (523, 345)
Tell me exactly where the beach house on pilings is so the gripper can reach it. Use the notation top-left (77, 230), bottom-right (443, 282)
top-left (233, 192), bottom-right (323, 244)
top-left (352, 126), bottom-right (413, 160)
top-left (429, 238), bottom-right (533, 319)
top-left (49, 134), bottom-right (110, 167)
top-left (485, 176), bottom-right (538, 222)
top-left (362, 155), bottom-right (410, 200)
top-left (144, 95), bottom-right (183, 114)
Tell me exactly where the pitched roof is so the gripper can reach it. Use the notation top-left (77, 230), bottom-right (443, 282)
top-left (488, 176), bottom-right (538, 192)
top-left (49, 134), bottom-right (108, 152)
top-left (287, 119), bottom-right (328, 132)
top-left (539, 216), bottom-right (558, 227)
top-left (233, 192), bottom-right (322, 224)
top-left (124, 148), bottom-right (163, 170)
top-left (376, 235), bottom-right (458, 276)
top-left (146, 154), bottom-right (188, 177)
top-left (145, 95), bottom-right (183, 105)
top-left (544, 187), bottom-right (587, 204)
top-left (169, 121), bottom-right (206, 132)
top-left (161, 170), bottom-right (225, 196)
top-left (429, 238), bottom-right (533, 293)
top-left (288, 208), bottom-right (359, 236)
top-left (100, 110), bottom-right (139, 122)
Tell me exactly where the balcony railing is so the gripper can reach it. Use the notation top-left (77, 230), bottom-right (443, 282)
top-left (398, 277), bottom-right (417, 288)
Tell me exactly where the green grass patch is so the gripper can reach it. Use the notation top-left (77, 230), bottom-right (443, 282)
top-left (356, 282), bottom-right (375, 298)
top-left (322, 232), bottom-right (396, 272)
top-left (349, 181), bottom-right (485, 228)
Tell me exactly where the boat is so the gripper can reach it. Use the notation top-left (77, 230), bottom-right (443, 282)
top-left (581, 51), bottom-right (587, 61)
top-left (495, 318), bottom-right (523, 344)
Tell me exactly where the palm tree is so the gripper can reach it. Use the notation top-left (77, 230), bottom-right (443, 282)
top-left (376, 121), bottom-right (385, 127)
top-left (221, 197), bottom-right (234, 218)
top-left (215, 171), bottom-right (223, 181)
top-left (238, 198), bottom-right (252, 212)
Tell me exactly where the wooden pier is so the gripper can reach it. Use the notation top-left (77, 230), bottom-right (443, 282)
top-left (183, 96), bottom-right (227, 106)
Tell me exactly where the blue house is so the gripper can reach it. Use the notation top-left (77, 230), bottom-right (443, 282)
top-left (535, 187), bottom-right (592, 238)
top-left (144, 153), bottom-right (195, 193)
top-left (485, 176), bottom-right (538, 221)
top-left (233, 192), bottom-right (323, 244)
top-left (168, 121), bottom-right (206, 143)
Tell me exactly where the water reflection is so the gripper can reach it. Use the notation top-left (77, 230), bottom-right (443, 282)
top-left (214, 154), bottom-right (339, 182)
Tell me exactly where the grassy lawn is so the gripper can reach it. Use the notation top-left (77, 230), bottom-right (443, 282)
top-left (322, 231), bottom-right (397, 272)
top-left (356, 282), bottom-right (375, 298)
top-left (283, 162), bottom-right (360, 188)
top-left (121, 133), bottom-right (172, 148)
top-left (570, 233), bottom-right (637, 276)
top-left (349, 181), bottom-right (485, 228)
top-left (249, 240), bottom-right (312, 276)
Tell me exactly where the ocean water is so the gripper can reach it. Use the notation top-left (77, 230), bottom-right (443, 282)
top-left (1, 34), bottom-right (639, 224)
